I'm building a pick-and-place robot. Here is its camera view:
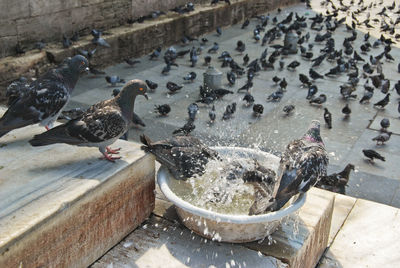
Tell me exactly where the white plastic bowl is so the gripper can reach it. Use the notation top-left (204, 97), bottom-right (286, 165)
top-left (157, 147), bottom-right (306, 243)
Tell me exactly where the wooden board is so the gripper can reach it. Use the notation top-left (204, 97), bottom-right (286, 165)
top-left (0, 121), bottom-right (155, 268)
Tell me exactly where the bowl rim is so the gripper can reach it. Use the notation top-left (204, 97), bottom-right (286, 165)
top-left (157, 146), bottom-right (307, 224)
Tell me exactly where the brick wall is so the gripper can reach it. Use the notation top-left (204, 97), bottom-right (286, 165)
top-left (0, 0), bottom-right (211, 58)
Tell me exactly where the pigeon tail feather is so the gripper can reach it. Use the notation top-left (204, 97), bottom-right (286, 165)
top-left (29, 124), bottom-right (82, 146)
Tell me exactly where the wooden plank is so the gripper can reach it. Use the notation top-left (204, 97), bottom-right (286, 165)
top-left (92, 215), bottom-right (287, 268)
top-left (0, 121), bottom-right (156, 267)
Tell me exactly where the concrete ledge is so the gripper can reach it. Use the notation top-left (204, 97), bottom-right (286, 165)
top-left (0, 122), bottom-right (155, 267)
top-left (0, 0), bottom-right (301, 102)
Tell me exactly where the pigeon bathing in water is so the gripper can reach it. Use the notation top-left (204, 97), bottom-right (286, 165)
top-left (29, 80), bottom-right (149, 162)
top-left (252, 121), bottom-right (329, 214)
top-left (0, 55), bottom-right (89, 138)
top-left (140, 134), bottom-right (220, 180)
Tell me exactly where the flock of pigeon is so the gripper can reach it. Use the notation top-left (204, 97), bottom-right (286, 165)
top-left (1, 0), bottom-right (399, 206)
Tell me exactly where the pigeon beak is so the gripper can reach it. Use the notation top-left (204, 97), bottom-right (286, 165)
top-left (144, 93), bottom-right (149, 100)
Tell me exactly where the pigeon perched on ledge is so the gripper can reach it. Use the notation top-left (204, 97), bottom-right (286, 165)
top-left (29, 80), bottom-right (148, 162)
top-left (0, 55), bottom-right (89, 138)
top-left (140, 134), bottom-right (220, 180)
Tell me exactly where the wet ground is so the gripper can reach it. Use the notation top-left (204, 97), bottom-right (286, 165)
top-left (67, 0), bottom-right (400, 208)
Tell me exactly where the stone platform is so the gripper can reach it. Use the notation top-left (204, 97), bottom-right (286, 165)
top-left (0, 110), bottom-right (155, 267)
top-left (93, 187), bottom-right (335, 268)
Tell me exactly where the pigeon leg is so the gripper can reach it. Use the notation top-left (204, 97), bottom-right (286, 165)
top-left (100, 152), bottom-right (121, 162)
top-left (106, 147), bottom-right (121, 154)
top-left (45, 126), bottom-right (50, 131)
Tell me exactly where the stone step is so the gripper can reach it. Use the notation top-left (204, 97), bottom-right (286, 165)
top-left (0, 107), bottom-right (155, 267)
top-left (93, 187), bottom-right (335, 268)
top-left (0, 0), bottom-right (300, 102)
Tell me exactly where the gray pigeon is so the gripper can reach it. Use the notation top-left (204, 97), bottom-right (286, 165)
top-left (0, 55), bottom-right (89, 138)
top-left (29, 80), bottom-right (148, 162)
top-left (253, 120), bottom-right (329, 214)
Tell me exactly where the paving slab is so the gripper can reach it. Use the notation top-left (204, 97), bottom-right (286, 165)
top-left (319, 199), bottom-right (400, 268)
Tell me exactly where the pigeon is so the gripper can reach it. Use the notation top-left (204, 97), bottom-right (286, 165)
top-left (299, 74), bottom-right (311, 87)
top-left (342, 104), bottom-right (351, 117)
top-left (359, 87), bottom-right (374, 104)
top-left (216, 27), bottom-right (222, 36)
top-left (257, 120), bottom-right (329, 213)
top-left (183, 72), bottom-right (197, 82)
top-left (105, 76), bottom-right (125, 86)
top-left (287, 60), bottom-right (300, 70)
top-left (309, 94), bottom-right (327, 105)
top-left (140, 134), bottom-right (219, 180)
top-left (149, 47), bottom-right (162, 60)
top-left (253, 104), bottom-right (264, 117)
top-left (279, 78), bottom-right (288, 91)
top-left (372, 132), bottom-right (392, 145)
top-left (208, 42), bottom-right (219, 53)
top-left (241, 19), bottom-right (250, 29)
top-left (272, 76), bottom-right (281, 84)
top-left (190, 47), bottom-right (198, 67)
top-left (204, 56), bottom-right (212, 65)
top-left (173, 119), bottom-right (196, 135)
top-left (222, 102), bottom-right (236, 120)
top-left (316, 164), bottom-right (355, 194)
top-left (29, 80), bottom-right (148, 162)
top-left (323, 108), bottom-right (332, 129)
top-left (235, 40), bottom-right (246, 53)
top-left (188, 103), bottom-right (199, 121)
top-left (373, 93), bottom-right (390, 109)
top-left (237, 81), bottom-right (253, 92)
top-left (362, 149), bottom-right (385, 162)
top-left (92, 37), bottom-right (111, 48)
top-left (381, 79), bottom-right (390, 94)
top-left (227, 72), bottom-right (236, 85)
top-left (166, 82), bottom-right (183, 93)
top-left (267, 90), bottom-right (284, 102)
top-left (309, 69), bottom-right (324, 80)
top-left (209, 105), bottom-right (216, 123)
top-left (145, 80), bottom-right (158, 92)
top-left (0, 55), bottom-right (89, 138)
top-left (125, 58), bottom-right (141, 67)
top-left (5, 77), bottom-right (30, 107)
top-left (78, 48), bottom-right (97, 60)
top-left (243, 93), bottom-right (255, 106)
top-left (306, 84), bottom-right (318, 100)
top-left (380, 118), bottom-right (390, 132)
top-left (62, 34), bottom-right (71, 49)
top-left (154, 104), bottom-right (171, 116)
top-left (214, 88), bottom-right (233, 99)
top-left (283, 104), bottom-right (295, 115)
top-left (243, 54), bottom-right (249, 65)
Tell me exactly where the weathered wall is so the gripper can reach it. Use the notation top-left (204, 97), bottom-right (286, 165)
top-left (0, 0), bottom-right (211, 58)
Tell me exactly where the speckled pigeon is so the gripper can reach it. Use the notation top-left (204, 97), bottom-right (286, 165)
top-left (29, 80), bottom-right (148, 162)
top-left (0, 55), bottom-right (89, 138)
top-left (258, 121), bottom-right (329, 213)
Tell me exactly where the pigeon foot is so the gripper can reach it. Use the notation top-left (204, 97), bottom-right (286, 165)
top-left (100, 152), bottom-right (121, 162)
top-left (106, 147), bottom-right (121, 154)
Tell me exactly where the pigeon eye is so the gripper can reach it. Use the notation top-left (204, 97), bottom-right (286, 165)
top-left (139, 87), bottom-right (143, 91)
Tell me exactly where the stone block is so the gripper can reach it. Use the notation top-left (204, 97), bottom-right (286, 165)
top-left (0, 0), bottom-right (30, 21)
top-left (328, 194), bottom-right (356, 246)
top-left (30, 0), bottom-right (81, 16)
top-left (320, 199), bottom-right (400, 267)
top-left (0, 123), bottom-right (155, 267)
